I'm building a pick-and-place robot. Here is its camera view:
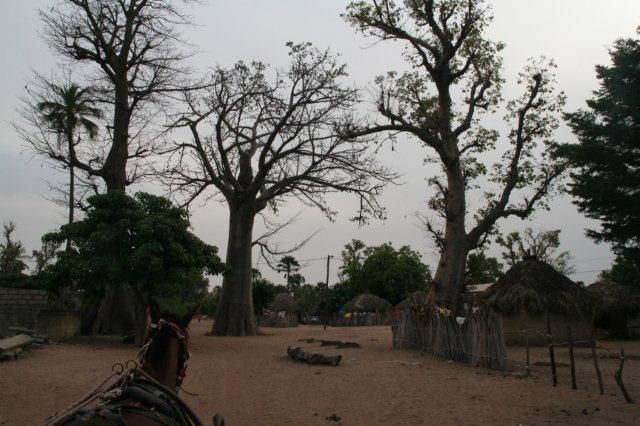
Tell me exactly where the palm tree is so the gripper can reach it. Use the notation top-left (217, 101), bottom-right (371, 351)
top-left (0, 222), bottom-right (29, 274)
top-left (276, 256), bottom-right (301, 292)
top-left (37, 83), bottom-right (102, 247)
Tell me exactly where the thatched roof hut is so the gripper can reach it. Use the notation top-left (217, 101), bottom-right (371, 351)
top-left (342, 293), bottom-right (391, 312)
top-left (396, 290), bottom-right (429, 310)
top-left (588, 279), bottom-right (640, 314)
top-left (268, 293), bottom-right (299, 313)
top-left (483, 257), bottom-right (592, 318)
top-left (588, 279), bottom-right (640, 337)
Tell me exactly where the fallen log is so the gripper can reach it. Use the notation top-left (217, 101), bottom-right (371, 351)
top-left (287, 347), bottom-right (342, 366)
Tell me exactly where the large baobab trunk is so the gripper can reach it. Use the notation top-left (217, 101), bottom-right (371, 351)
top-left (103, 84), bottom-right (130, 192)
top-left (212, 201), bottom-right (258, 336)
top-left (431, 166), bottom-right (468, 312)
top-left (94, 83), bottom-right (134, 333)
top-left (93, 282), bottom-right (136, 335)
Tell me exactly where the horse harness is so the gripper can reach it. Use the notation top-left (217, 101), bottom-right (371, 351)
top-left (45, 319), bottom-right (202, 425)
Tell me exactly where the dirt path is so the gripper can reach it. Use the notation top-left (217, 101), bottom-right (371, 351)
top-left (1, 320), bottom-right (639, 425)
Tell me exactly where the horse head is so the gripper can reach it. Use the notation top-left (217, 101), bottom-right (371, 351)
top-left (139, 300), bottom-right (198, 392)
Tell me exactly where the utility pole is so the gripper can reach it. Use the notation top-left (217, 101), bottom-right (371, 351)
top-left (324, 255), bottom-right (333, 329)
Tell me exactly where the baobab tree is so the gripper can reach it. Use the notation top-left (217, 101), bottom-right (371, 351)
top-left (31, 0), bottom-right (198, 332)
top-left (344, 0), bottom-right (566, 310)
top-left (39, 0), bottom-right (197, 191)
top-left (165, 43), bottom-right (395, 335)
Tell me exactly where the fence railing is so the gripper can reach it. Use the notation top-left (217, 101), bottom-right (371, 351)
top-left (391, 308), bottom-right (507, 370)
top-left (332, 312), bottom-right (391, 327)
top-left (257, 313), bottom-right (298, 328)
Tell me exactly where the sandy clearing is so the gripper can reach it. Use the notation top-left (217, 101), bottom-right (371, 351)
top-left (1, 320), bottom-right (639, 425)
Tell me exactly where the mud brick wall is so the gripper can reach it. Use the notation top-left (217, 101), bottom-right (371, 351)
top-left (0, 288), bottom-right (49, 336)
top-left (36, 309), bottom-right (81, 341)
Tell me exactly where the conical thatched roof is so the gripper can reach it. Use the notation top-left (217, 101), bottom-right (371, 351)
top-left (269, 293), bottom-right (299, 313)
top-left (396, 290), bottom-right (429, 310)
top-left (588, 279), bottom-right (640, 315)
top-left (483, 257), bottom-right (592, 317)
top-left (342, 293), bottom-right (391, 312)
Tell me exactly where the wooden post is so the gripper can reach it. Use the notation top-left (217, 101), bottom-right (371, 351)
top-left (615, 346), bottom-right (634, 403)
top-left (590, 329), bottom-right (604, 395)
top-left (546, 313), bottom-right (557, 386)
top-left (525, 329), bottom-right (530, 377)
top-left (522, 310), bottom-right (530, 377)
top-left (567, 324), bottom-right (577, 390)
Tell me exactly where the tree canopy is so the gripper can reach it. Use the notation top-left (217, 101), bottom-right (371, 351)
top-left (344, 0), bottom-right (566, 309)
top-left (601, 256), bottom-right (640, 292)
top-left (339, 240), bottom-right (432, 305)
top-left (44, 191), bottom-right (225, 343)
top-left (464, 251), bottom-right (502, 286)
top-left (557, 30), bottom-right (640, 260)
top-left (496, 228), bottom-right (575, 275)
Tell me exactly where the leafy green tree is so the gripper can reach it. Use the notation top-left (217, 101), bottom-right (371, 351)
top-left (496, 228), bottom-right (575, 274)
top-left (0, 222), bottom-right (29, 274)
top-left (339, 239), bottom-right (366, 284)
top-left (344, 0), bottom-right (566, 310)
top-left (327, 280), bottom-right (359, 313)
top-left (464, 252), bottom-right (503, 286)
top-left (359, 243), bottom-right (432, 305)
top-left (32, 240), bottom-right (61, 274)
top-left (338, 240), bottom-right (431, 305)
top-left (252, 276), bottom-right (286, 314)
top-left (201, 287), bottom-right (222, 317)
top-left (295, 284), bottom-right (323, 315)
top-left (601, 256), bottom-right (640, 292)
top-left (557, 30), bottom-right (640, 259)
top-left (44, 192), bottom-right (224, 344)
top-left (288, 273), bottom-right (306, 294)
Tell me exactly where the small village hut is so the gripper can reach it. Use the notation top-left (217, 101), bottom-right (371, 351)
top-left (483, 257), bottom-right (593, 346)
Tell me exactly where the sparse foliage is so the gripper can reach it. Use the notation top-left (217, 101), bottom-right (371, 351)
top-left (344, 0), bottom-right (566, 309)
top-left (16, 78), bottom-right (103, 243)
top-left (164, 43), bottom-right (395, 335)
top-left (38, 0), bottom-right (198, 191)
top-left (496, 228), bottom-right (575, 275)
top-left (32, 240), bottom-right (61, 274)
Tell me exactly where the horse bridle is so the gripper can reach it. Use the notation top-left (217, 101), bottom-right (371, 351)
top-left (138, 318), bottom-right (191, 391)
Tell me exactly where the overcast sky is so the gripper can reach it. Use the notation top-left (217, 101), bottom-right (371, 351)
top-left (1, 0), bottom-right (639, 288)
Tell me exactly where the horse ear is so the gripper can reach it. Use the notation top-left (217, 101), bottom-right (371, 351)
top-left (148, 298), bottom-right (161, 323)
top-left (179, 304), bottom-right (199, 328)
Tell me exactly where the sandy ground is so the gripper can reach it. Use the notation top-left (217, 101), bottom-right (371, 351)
top-left (1, 320), bottom-right (640, 425)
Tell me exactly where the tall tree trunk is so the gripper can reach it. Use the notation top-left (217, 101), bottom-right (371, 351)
top-left (133, 297), bottom-right (148, 346)
top-left (431, 165), bottom-right (468, 312)
top-left (93, 282), bottom-right (136, 335)
top-left (61, 130), bottom-right (75, 306)
top-left (94, 82), bottom-right (134, 333)
top-left (67, 164), bottom-right (75, 244)
top-left (103, 82), bottom-right (130, 192)
top-left (212, 201), bottom-right (258, 336)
